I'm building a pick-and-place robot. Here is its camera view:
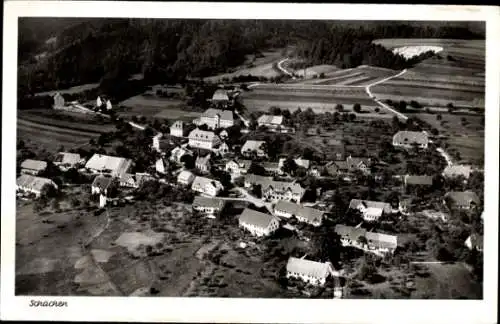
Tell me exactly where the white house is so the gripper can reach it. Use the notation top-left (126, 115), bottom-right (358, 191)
top-left (188, 129), bottom-right (221, 150)
top-left (225, 159), bottom-right (252, 180)
top-left (443, 165), bottom-right (473, 179)
top-left (262, 181), bottom-right (306, 204)
top-left (238, 208), bottom-right (280, 237)
top-left (192, 196), bottom-right (226, 218)
top-left (85, 154), bottom-right (132, 178)
top-left (195, 154), bottom-right (211, 174)
top-left (170, 146), bottom-right (192, 163)
top-left (335, 224), bottom-right (398, 255)
top-left (348, 199), bottom-right (393, 222)
top-left (444, 191), bottom-right (480, 210)
top-left (170, 120), bottom-right (188, 137)
top-left (16, 174), bottom-right (58, 198)
top-left (53, 92), bottom-right (65, 109)
top-left (286, 257), bottom-right (333, 286)
top-left (20, 159), bottom-right (48, 175)
top-left (155, 158), bottom-right (168, 174)
top-left (152, 133), bottom-right (162, 152)
top-left (191, 176), bottom-right (224, 197)
top-left (392, 131), bottom-right (429, 149)
top-left (177, 170), bottom-right (195, 186)
top-left (193, 108), bottom-right (234, 129)
top-left (464, 233), bottom-right (483, 252)
top-left (241, 140), bottom-right (267, 158)
top-left (257, 114), bottom-right (284, 129)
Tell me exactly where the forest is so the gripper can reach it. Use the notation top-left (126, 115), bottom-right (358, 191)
top-left (18, 19), bottom-right (484, 97)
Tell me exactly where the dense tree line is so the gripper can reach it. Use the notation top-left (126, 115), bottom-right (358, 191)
top-left (18, 18), bottom-right (484, 96)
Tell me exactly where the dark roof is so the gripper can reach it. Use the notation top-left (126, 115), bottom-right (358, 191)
top-left (92, 175), bottom-right (115, 190)
top-left (405, 175), bottom-right (434, 186)
top-left (193, 196), bottom-right (225, 209)
top-left (335, 224), bottom-right (367, 241)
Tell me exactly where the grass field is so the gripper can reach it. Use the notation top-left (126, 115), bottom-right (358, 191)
top-left (118, 95), bottom-right (201, 121)
top-left (300, 66), bottom-right (399, 86)
top-left (17, 109), bottom-right (115, 152)
top-left (34, 83), bottom-right (100, 97)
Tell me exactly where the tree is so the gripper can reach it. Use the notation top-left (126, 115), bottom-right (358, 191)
top-left (353, 103), bottom-right (362, 113)
top-left (180, 154), bottom-right (194, 169)
top-left (40, 183), bottom-right (58, 199)
top-left (51, 199), bottom-right (61, 212)
top-left (374, 107), bottom-right (380, 113)
top-left (281, 157), bottom-right (298, 176)
top-left (436, 114), bottom-right (442, 121)
top-left (247, 163), bottom-right (266, 176)
top-left (398, 100), bottom-right (407, 112)
top-left (335, 104), bottom-right (344, 112)
top-left (357, 235), bottom-right (368, 247)
top-left (251, 184), bottom-right (262, 198)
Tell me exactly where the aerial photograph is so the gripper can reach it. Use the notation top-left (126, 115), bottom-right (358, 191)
top-left (16, 18), bottom-right (484, 299)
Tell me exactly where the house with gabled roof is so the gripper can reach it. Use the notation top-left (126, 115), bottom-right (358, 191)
top-left (195, 154), bottom-right (211, 174)
top-left (191, 176), bottom-right (224, 197)
top-left (193, 108), bottom-right (234, 129)
top-left (443, 165), bottom-right (473, 179)
top-left (261, 161), bottom-right (281, 175)
top-left (262, 181), bottom-right (305, 204)
top-left (334, 224), bottom-right (398, 255)
top-left (20, 159), bottom-right (48, 175)
top-left (211, 89), bottom-right (231, 108)
top-left (16, 174), bottom-right (58, 198)
top-left (404, 175), bottom-right (434, 188)
top-left (257, 114), bottom-right (284, 129)
top-left (91, 175), bottom-right (116, 195)
top-left (444, 191), bottom-right (480, 210)
top-left (225, 159), bottom-right (253, 180)
top-left (192, 196), bottom-right (226, 218)
top-left (177, 170), bottom-right (195, 186)
top-left (170, 120), bottom-right (188, 138)
top-left (365, 232), bottom-right (398, 254)
top-left (278, 157), bottom-right (311, 173)
top-left (170, 146), bottom-right (193, 163)
top-left (188, 129), bottom-right (221, 150)
top-left (392, 131), bottom-right (429, 149)
top-left (346, 156), bottom-right (371, 174)
top-left (53, 92), bottom-right (65, 109)
top-left (85, 154), bottom-right (132, 178)
top-left (241, 140), bottom-right (267, 158)
top-left (464, 233), bottom-right (483, 252)
top-left (274, 200), bottom-right (324, 226)
top-left (286, 257), bottom-right (333, 286)
top-left (243, 174), bottom-right (273, 188)
top-left (238, 208), bottom-right (280, 237)
top-left (348, 199), bottom-right (393, 222)
top-left (53, 152), bottom-right (82, 171)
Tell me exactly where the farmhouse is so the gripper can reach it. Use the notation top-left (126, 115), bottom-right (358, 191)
top-left (16, 174), bottom-right (58, 198)
top-left (170, 120), bottom-right (188, 138)
top-left (191, 176), bottom-right (224, 197)
top-left (195, 154), bottom-right (211, 174)
top-left (193, 108), bottom-right (234, 129)
top-left (241, 140), bottom-right (267, 158)
top-left (346, 156), bottom-right (371, 174)
top-left (91, 175), bottom-right (116, 195)
top-left (348, 199), bottom-right (393, 222)
top-left (119, 173), bottom-right (137, 188)
top-left (238, 208), bottom-right (280, 237)
top-left (192, 196), bottom-right (226, 217)
top-left (53, 152), bottom-right (82, 170)
top-left (444, 191), bottom-right (480, 210)
top-left (170, 146), bottom-right (193, 163)
top-left (177, 170), bottom-right (195, 186)
top-left (335, 224), bottom-right (398, 255)
top-left (257, 115), bottom-right (284, 129)
top-left (404, 175), bottom-right (434, 187)
top-left (261, 162), bottom-right (281, 175)
top-left (85, 154), bottom-right (132, 178)
top-left (443, 165), bottom-right (473, 179)
top-left (20, 159), bottom-right (47, 175)
top-left (286, 257), bottom-right (333, 286)
top-left (225, 159), bottom-right (252, 180)
top-left (53, 92), bottom-right (65, 108)
top-left (211, 89), bottom-right (231, 108)
top-left (188, 129), bottom-right (221, 150)
top-left (464, 233), bottom-right (483, 252)
top-left (392, 131), bottom-right (429, 149)
top-left (262, 181), bottom-right (306, 204)
top-left (274, 200), bottom-right (324, 226)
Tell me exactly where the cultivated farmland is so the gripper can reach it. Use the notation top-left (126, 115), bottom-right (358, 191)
top-left (118, 95), bottom-right (201, 121)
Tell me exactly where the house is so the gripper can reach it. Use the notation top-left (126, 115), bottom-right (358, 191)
top-left (286, 257), bottom-right (333, 286)
top-left (464, 233), bottom-right (483, 252)
top-left (244, 174), bottom-right (273, 188)
top-left (53, 152), bottom-right (82, 170)
top-left (53, 92), bottom-right (65, 108)
top-left (444, 191), bottom-right (480, 210)
top-left (188, 129), bottom-right (221, 150)
top-left (257, 115), bottom-right (284, 129)
top-left (225, 159), bottom-right (252, 180)
top-left (308, 166), bottom-right (322, 178)
top-left (404, 175), bottom-right (434, 187)
top-left (211, 89), bottom-right (231, 108)
top-left (365, 232), bottom-right (398, 254)
top-left (177, 170), bottom-right (195, 186)
top-left (238, 208), bottom-right (280, 237)
top-left (325, 161), bottom-right (348, 176)
top-left (20, 159), bottom-right (47, 176)
top-left (152, 133), bottom-right (162, 152)
top-left (91, 175), bottom-right (116, 195)
top-left (278, 158), bottom-right (311, 172)
top-left (155, 158), bottom-right (169, 174)
top-left (335, 224), bottom-right (398, 254)
top-left (392, 131), bottom-right (429, 149)
top-left (119, 173), bottom-right (137, 188)
top-left (261, 162), bottom-right (281, 175)
top-left (195, 154), bottom-right (211, 173)
top-left (241, 140), bottom-right (267, 158)
top-left (348, 199), bottom-right (393, 222)
top-left (217, 141), bottom-right (230, 156)
top-left (346, 156), bottom-right (371, 174)
top-left (135, 173), bottom-right (155, 187)
top-left (170, 146), bottom-right (193, 163)
top-left (192, 196), bottom-right (226, 217)
top-left (170, 120), bottom-right (188, 137)
top-left (274, 200), bottom-right (324, 226)
top-left (262, 181), bottom-right (306, 204)
top-left (443, 165), bottom-right (473, 179)
top-left (16, 174), bottom-right (58, 198)
top-left (191, 176), bottom-right (224, 197)
top-left (193, 108), bottom-right (234, 129)
top-left (85, 154), bottom-right (132, 178)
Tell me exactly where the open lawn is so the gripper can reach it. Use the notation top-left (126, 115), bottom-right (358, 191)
top-left (118, 94), bottom-right (200, 121)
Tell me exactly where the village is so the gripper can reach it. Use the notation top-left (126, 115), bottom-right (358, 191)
top-left (15, 84), bottom-right (484, 299)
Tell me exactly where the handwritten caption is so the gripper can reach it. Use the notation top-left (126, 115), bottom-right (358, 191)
top-left (30, 300), bottom-right (68, 307)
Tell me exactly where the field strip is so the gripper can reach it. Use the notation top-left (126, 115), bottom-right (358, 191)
top-left (18, 118), bottom-right (101, 137)
top-left (18, 114), bottom-right (114, 133)
top-left (336, 75), bottom-right (375, 86)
